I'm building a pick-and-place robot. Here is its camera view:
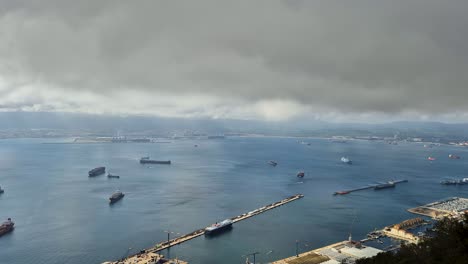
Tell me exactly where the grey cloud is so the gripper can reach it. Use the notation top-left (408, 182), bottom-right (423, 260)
top-left (0, 0), bottom-right (468, 116)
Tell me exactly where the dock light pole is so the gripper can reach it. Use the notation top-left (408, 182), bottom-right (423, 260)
top-left (296, 240), bottom-right (299, 257)
top-left (164, 230), bottom-right (180, 245)
top-left (242, 252), bottom-right (260, 264)
top-left (121, 247), bottom-right (132, 260)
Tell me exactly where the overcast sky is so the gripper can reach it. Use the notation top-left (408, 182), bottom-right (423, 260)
top-left (0, 0), bottom-right (467, 122)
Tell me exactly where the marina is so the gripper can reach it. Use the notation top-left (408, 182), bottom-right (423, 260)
top-left (408, 197), bottom-right (468, 219)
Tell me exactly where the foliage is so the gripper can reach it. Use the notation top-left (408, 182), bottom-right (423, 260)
top-left (356, 214), bottom-right (468, 264)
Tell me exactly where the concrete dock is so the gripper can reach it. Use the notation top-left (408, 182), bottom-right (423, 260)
top-left (103, 253), bottom-right (187, 264)
top-left (106, 194), bottom-right (304, 263)
top-left (333, 180), bottom-right (408, 195)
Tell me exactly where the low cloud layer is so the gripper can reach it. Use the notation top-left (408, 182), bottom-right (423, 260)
top-left (1, 1), bottom-right (468, 121)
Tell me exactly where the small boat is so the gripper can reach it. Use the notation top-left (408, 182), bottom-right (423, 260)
top-left (448, 154), bottom-right (460, 159)
top-left (268, 160), bottom-right (278, 166)
top-left (427, 157), bottom-right (436, 161)
top-left (109, 191), bottom-right (125, 204)
top-left (0, 186), bottom-right (4, 194)
top-left (341, 157), bottom-right (352, 164)
top-left (297, 171), bottom-right (305, 178)
top-left (107, 173), bottom-right (120, 179)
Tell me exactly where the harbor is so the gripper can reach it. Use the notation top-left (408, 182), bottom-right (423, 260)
top-left (2, 136), bottom-right (468, 264)
top-left (104, 194), bottom-right (304, 263)
top-left (270, 198), bottom-right (458, 264)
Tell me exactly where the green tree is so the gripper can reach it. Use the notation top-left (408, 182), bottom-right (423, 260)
top-left (357, 214), bottom-right (468, 264)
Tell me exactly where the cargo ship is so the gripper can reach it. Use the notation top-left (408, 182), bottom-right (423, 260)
top-left (268, 160), bottom-right (278, 166)
top-left (341, 157), bottom-right (352, 164)
top-left (333, 191), bottom-right (350, 195)
top-left (89, 167), bottom-right (106, 177)
top-left (0, 218), bottom-right (14, 237)
top-left (440, 179), bottom-right (458, 185)
top-left (297, 171), bottom-right (305, 178)
top-left (374, 183), bottom-right (395, 190)
top-left (109, 191), bottom-right (124, 204)
top-left (205, 219), bottom-right (233, 235)
top-left (459, 178), bottom-right (468, 185)
top-left (140, 157), bottom-right (171, 164)
top-left (207, 135), bottom-right (225, 139)
top-left (441, 178), bottom-right (468, 185)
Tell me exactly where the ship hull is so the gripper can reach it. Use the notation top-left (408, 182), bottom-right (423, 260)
top-left (88, 167), bottom-right (106, 177)
top-left (140, 160), bottom-right (171, 164)
top-left (109, 194), bottom-right (125, 204)
top-left (204, 223), bottom-right (233, 236)
top-left (0, 226), bottom-right (14, 237)
top-left (374, 184), bottom-right (395, 190)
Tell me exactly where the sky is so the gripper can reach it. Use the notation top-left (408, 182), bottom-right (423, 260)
top-left (0, 0), bottom-right (468, 123)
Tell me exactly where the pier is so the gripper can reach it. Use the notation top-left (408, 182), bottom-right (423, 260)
top-left (107, 194), bottom-right (304, 263)
top-left (333, 180), bottom-right (408, 195)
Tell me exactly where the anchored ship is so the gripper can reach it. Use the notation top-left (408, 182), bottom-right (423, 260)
top-left (334, 191), bottom-right (350, 195)
top-left (140, 157), bottom-right (171, 164)
top-left (109, 191), bottom-right (124, 204)
top-left (89, 167), bottom-right (106, 177)
top-left (205, 219), bottom-right (233, 235)
top-left (440, 179), bottom-right (458, 185)
top-left (441, 178), bottom-right (468, 185)
top-left (207, 135), bottom-right (225, 139)
top-left (0, 218), bottom-right (14, 237)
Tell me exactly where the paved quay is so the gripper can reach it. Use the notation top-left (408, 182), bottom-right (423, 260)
top-left (103, 194), bottom-right (304, 264)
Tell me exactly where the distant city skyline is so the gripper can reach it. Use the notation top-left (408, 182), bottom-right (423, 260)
top-left (1, 1), bottom-right (468, 123)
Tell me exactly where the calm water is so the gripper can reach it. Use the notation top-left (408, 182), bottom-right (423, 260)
top-left (0, 137), bottom-right (467, 264)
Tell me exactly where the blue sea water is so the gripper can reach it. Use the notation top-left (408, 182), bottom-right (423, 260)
top-left (0, 137), bottom-right (467, 264)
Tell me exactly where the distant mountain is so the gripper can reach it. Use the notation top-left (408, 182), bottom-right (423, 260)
top-left (0, 112), bottom-right (467, 141)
